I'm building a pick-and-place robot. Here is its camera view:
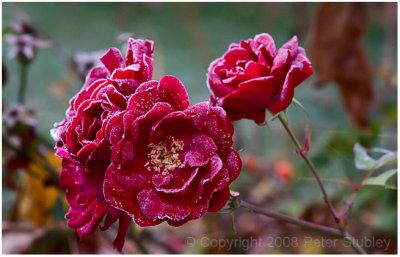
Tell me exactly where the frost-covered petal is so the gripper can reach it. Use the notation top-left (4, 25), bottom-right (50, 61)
top-left (100, 47), bottom-right (125, 73)
top-left (207, 33), bottom-right (312, 123)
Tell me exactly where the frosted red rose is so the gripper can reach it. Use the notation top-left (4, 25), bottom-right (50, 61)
top-left (102, 76), bottom-right (241, 226)
top-left (52, 37), bottom-right (154, 166)
top-left (207, 33), bottom-right (313, 123)
top-left (52, 38), bottom-right (241, 251)
top-left (52, 38), bottom-right (155, 250)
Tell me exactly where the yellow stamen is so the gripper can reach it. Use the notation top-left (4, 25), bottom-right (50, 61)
top-left (145, 136), bottom-right (185, 175)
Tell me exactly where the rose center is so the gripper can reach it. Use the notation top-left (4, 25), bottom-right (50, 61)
top-left (145, 136), bottom-right (185, 176)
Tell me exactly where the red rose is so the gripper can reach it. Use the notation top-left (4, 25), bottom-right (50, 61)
top-left (83, 37), bottom-right (154, 90)
top-left (52, 38), bottom-right (154, 250)
top-left (54, 38), bottom-right (242, 251)
top-left (103, 75), bottom-right (241, 226)
top-left (52, 38), bottom-right (154, 166)
top-left (207, 33), bottom-right (313, 123)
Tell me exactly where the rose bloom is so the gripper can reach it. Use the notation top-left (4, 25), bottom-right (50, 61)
top-left (207, 33), bottom-right (313, 123)
top-left (53, 39), bottom-right (241, 250)
top-left (52, 38), bottom-right (154, 166)
top-left (102, 75), bottom-right (241, 226)
top-left (52, 38), bottom-right (154, 250)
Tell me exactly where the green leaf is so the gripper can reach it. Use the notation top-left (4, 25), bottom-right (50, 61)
top-left (370, 147), bottom-right (398, 168)
top-left (353, 143), bottom-right (397, 170)
top-left (363, 169), bottom-right (397, 190)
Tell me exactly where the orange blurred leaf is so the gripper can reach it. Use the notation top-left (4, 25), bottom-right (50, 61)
top-left (16, 152), bottom-right (61, 226)
top-left (275, 160), bottom-right (294, 182)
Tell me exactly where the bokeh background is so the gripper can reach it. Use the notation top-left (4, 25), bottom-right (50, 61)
top-left (2, 2), bottom-right (397, 254)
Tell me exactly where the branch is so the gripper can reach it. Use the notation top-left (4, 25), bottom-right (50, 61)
top-left (275, 113), bottom-right (367, 254)
top-left (341, 169), bottom-right (375, 221)
top-left (240, 200), bottom-right (366, 254)
top-left (277, 114), bottom-right (342, 231)
top-left (240, 201), bottom-right (341, 237)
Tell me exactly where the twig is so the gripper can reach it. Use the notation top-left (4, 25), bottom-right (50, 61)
top-left (341, 169), bottom-right (375, 221)
top-left (277, 114), bottom-right (342, 230)
top-left (240, 201), bottom-right (366, 254)
top-left (276, 113), bottom-right (367, 254)
top-left (240, 201), bottom-right (341, 237)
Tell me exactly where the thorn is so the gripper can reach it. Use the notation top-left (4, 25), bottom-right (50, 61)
top-left (295, 125), bottom-right (311, 155)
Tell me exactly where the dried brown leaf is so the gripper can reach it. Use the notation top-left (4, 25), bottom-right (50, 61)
top-left (309, 3), bottom-right (374, 129)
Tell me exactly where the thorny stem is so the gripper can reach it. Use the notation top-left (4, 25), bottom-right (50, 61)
top-left (240, 201), bottom-right (366, 254)
top-left (240, 201), bottom-right (341, 236)
top-left (277, 114), bottom-right (342, 231)
top-left (18, 63), bottom-right (28, 104)
top-left (300, 150), bottom-right (343, 232)
top-left (341, 169), bottom-right (375, 221)
top-left (276, 113), bottom-right (366, 254)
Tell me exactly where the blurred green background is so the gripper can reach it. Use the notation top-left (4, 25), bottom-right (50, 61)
top-left (2, 2), bottom-right (397, 254)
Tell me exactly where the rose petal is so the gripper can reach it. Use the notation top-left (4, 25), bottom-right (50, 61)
top-left (184, 134), bottom-right (217, 167)
top-left (112, 213), bottom-right (131, 251)
top-left (268, 65), bottom-right (296, 113)
top-left (100, 47), bottom-right (125, 73)
top-left (223, 76), bottom-right (276, 119)
top-left (83, 66), bottom-right (110, 89)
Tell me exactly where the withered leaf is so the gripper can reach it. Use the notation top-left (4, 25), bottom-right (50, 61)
top-left (309, 3), bottom-right (374, 129)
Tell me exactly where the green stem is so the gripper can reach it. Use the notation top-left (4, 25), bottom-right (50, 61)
top-left (241, 201), bottom-right (366, 254)
top-left (277, 114), bottom-right (302, 149)
top-left (18, 63), bottom-right (28, 104)
top-left (130, 226), bottom-right (150, 254)
top-left (276, 113), bottom-right (367, 254)
top-left (277, 113), bottom-right (342, 230)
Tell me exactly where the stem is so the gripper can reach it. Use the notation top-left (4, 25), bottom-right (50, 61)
top-left (276, 113), bottom-right (367, 254)
top-left (277, 114), bottom-right (342, 231)
top-left (18, 63), bottom-right (28, 104)
top-left (341, 169), bottom-right (375, 221)
top-left (241, 201), bottom-right (366, 254)
top-left (130, 226), bottom-right (149, 254)
top-left (277, 114), bottom-right (302, 149)
top-left (300, 150), bottom-right (343, 231)
top-left (240, 201), bottom-right (341, 237)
